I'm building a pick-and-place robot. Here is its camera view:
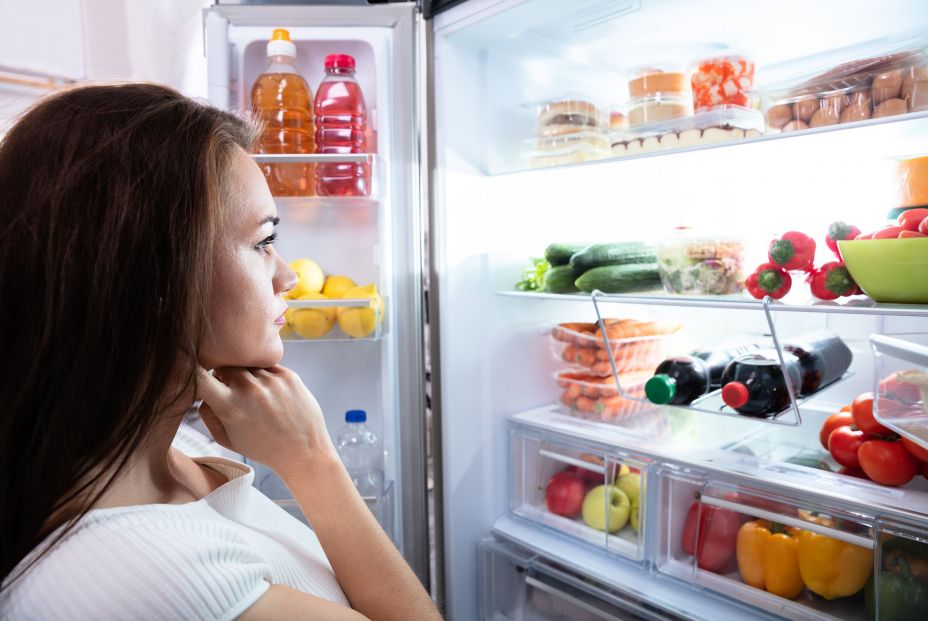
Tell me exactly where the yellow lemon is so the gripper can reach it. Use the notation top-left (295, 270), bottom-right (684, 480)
top-left (337, 284), bottom-right (384, 339)
top-left (278, 323), bottom-right (296, 339)
top-left (322, 274), bottom-right (357, 299)
top-left (288, 258), bottom-right (324, 298)
top-left (287, 292), bottom-right (336, 339)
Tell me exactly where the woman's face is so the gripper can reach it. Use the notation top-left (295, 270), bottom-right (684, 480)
top-left (199, 148), bottom-right (297, 369)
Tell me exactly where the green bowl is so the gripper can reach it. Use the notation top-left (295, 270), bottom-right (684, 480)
top-left (838, 238), bottom-right (928, 303)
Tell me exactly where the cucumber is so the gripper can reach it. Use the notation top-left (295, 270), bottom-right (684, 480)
top-left (569, 242), bottom-right (657, 273)
top-left (544, 243), bottom-right (587, 267)
top-left (575, 263), bottom-right (661, 294)
top-left (542, 265), bottom-right (580, 294)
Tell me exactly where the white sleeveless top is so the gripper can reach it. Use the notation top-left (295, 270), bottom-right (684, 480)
top-left (1, 430), bottom-right (349, 620)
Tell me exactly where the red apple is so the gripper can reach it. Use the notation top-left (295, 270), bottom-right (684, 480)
top-left (565, 464), bottom-right (604, 487)
top-left (545, 470), bottom-right (586, 518)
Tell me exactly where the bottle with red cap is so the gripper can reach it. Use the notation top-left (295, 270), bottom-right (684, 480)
top-left (644, 342), bottom-right (760, 406)
top-left (251, 28), bottom-right (315, 196)
top-left (719, 351), bottom-right (803, 417)
top-left (314, 53), bottom-right (370, 197)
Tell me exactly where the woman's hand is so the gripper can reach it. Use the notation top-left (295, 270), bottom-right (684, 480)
top-left (196, 365), bottom-right (339, 480)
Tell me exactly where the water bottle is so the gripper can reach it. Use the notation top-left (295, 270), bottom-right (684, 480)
top-left (334, 409), bottom-right (384, 501)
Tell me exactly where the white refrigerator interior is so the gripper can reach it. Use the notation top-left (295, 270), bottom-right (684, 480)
top-left (204, 3), bottom-right (428, 579)
top-left (430, 0), bottom-right (928, 620)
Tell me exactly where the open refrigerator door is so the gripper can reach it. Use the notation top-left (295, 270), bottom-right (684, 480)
top-left (428, 0), bottom-right (928, 619)
top-left (203, 2), bottom-right (430, 583)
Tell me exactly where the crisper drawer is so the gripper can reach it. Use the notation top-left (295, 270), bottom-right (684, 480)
top-left (479, 538), bottom-right (671, 621)
top-left (510, 426), bottom-right (649, 560)
top-left (654, 467), bottom-right (928, 621)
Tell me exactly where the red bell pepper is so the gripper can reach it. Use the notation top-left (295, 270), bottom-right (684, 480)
top-left (744, 262), bottom-right (791, 299)
top-left (768, 231), bottom-right (816, 271)
top-left (681, 499), bottom-right (741, 573)
top-left (825, 221), bottom-right (861, 258)
top-left (807, 261), bottom-right (857, 300)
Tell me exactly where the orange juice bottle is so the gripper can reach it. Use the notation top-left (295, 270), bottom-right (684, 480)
top-left (251, 29), bottom-right (315, 196)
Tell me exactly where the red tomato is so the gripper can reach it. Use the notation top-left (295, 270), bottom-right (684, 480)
top-left (920, 216), bottom-right (928, 236)
top-left (899, 207), bottom-right (928, 231)
top-left (828, 426), bottom-right (871, 469)
top-left (852, 392), bottom-right (892, 436)
top-left (858, 440), bottom-right (919, 486)
top-left (899, 230), bottom-right (927, 238)
top-left (681, 501), bottom-right (740, 573)
top-left (900, 436), bottom-right (928, 463)
top-left (838, 466), bottom-right (867, 479)
top-left (819, 411), bottom-right (855, 450)
top-left (873, 226), bottom-right (905, 239)
top-left (923, 461), bottom-right (928, 480)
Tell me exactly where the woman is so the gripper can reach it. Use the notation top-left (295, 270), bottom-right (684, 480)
top-left (0, 83), bottom-right (441, 620)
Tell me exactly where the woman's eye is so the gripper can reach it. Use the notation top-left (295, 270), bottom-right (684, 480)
top-left (255, 231), bottom-right (278, 254)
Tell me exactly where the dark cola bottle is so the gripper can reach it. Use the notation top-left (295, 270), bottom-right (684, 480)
top-left (645, 342), bottom-right (760, 405)
top-left (720, 350), bottom-right (803, 417)
top-left (782, 330), bottom-right (853, 395)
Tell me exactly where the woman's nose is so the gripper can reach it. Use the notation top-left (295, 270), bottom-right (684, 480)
top-left (274, 252), bottom-right (299, 295)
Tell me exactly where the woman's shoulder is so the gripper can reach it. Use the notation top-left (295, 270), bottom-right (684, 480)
top-left (2, 505), bottom-right (272, 621)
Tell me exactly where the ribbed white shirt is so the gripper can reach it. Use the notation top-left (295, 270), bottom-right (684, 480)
top-left (1, 432), bottom-right (349, 620)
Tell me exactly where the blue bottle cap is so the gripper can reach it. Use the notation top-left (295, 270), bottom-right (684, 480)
top-left (345, 409), bottom-right (367, 423)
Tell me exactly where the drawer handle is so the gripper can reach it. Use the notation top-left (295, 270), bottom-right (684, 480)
top-left (538, 449), bottom-right (606, 474)
top-left (524, 575), bottom-right (623, 621)
top-left (700, 495), bottom-right (873, 548)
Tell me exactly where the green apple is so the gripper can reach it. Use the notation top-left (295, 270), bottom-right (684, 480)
top-left (629, 495), bottom-right (640, 533)
top-left (616, 472), bottom-right (641, 505)
top-left (582, 484), bottom-right (630, 533)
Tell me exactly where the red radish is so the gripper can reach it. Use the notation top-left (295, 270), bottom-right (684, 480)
top-left (899, 207), bottom-right (928, 231)
top-left (873, 226), bottom-right (905, 239)
top-left (899, 230), bottom-right (927, 238)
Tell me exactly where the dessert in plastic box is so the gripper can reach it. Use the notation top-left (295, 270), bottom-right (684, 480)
top-left (610, 105), bottom-right (763, 157)
top-left (525, 97), bottom-right (610, 167)
top-left (550, 320), bottom-right (677, 375)
top-left (627, 93), bottom-right (692, 128)
top-left (691, 54), bottom-right (756, 113)
top-left (555, 369), bottom-right (654, 422)
top-left (628, 65), bottom-right (690, 98)
top-left (657, 228), bottom-right (745, 295)
top-left (763, 35), bottom-right (928, 133)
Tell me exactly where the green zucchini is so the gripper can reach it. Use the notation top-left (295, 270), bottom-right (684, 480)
top-left (544, 243), bottom-right (588, 267)
top-left (542, 265), bottom-right (580, 294)
top-left (575, 263), bottom-right (661, 294)
top-left (569, 242), bottom-right (656, 273)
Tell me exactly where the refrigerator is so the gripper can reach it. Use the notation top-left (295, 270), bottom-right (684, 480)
top-left (203, 1), bottom-right (928, 619)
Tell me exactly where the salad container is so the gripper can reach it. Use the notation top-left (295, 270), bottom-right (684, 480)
top-left (657, 228), bottom-right (745, 295)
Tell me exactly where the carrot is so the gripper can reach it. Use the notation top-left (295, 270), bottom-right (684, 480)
top-left (560, 391), bottom-right (576, 407)
top-left (574, 347), bottom-right (597, 367)
top-left (566, 382), bottom-right (583, 400)
top-left (561, 343), bottom-right (577, 363)
top-left (582, 380), bottom-right (601, 399)
top-left (594, 396), bottom-right (629, 419)
top-left (591, 361), bottom-right (613, 375)
top-left (575, 396), bottom-right (595, 412)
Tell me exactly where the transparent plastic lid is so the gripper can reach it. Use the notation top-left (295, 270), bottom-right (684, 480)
top-left (611, 105), bottom-right (763, 142)
top-left (628, 65), bottom-right (690, 98)
top-left (533, 96), bottom-right (608, 135)
top-left (871, 334), bottom-right (928, 451)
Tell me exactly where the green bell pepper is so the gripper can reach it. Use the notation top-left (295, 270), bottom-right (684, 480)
top-left (866, 555), bottom-right (928, 620)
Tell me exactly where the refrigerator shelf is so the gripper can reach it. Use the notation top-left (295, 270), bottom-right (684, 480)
top-left (497, 290), bottom-right (928, 318)
top-left (280, 295), bottom-right (386, 342)
top-left (250, 153), bottom-right (385, 201)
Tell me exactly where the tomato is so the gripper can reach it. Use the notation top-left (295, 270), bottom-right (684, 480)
top-left (828, 426), bottom-right (871, 469)
top-left (873, 226), bottom-right (905, 239)
top-left (900, 436), bottom-right (928, 463)
top-left (920, 216), bottom-right (928, 236)
top-left (899, 207), bottom-right (928, 231)
top-left (923, 461), bottom-right (928, 480)
top-left (840, 404), bottom-right (852, 412)
top-left (851, 392), bottom-right (892, 436)
top-left (819, 411), bottom-right (855, 449)
top-left (681, 501), bottom-right (741, 573)
top-left (837, 466), bottom-right (867, 479)
top-left (858, 439), bottom-right (919, 486)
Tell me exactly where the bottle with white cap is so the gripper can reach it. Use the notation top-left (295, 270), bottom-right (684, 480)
top-left (251, 28), bottom-right (315, 196)
top-left (334, 409), bottom-right (384, 503)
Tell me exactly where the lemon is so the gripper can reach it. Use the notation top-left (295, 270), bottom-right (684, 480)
top-left (322, 274), bottom-right (357, 299)
top-left (288, 292), bottom-right (336, 339)
top-left (278, 323), bottom-right (296, 339)
top-left (337, 284), bottom-right (384, 339)
top-left (288, 258), bottom-right (325, 298)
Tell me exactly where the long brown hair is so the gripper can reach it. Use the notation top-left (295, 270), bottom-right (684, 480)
top-left (0, 83), bottom-right (257, 584)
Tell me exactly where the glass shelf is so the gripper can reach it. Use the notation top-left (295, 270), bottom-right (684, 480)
top-left (497, 289), bottom-right (928, 318)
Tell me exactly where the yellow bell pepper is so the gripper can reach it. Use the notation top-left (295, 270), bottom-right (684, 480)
top-left (737, 520), bottom-right (805, 599)
top-left (797, 529), bottom-right (873, 600)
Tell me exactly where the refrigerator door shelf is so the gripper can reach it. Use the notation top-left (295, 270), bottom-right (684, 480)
top-left (251, 153), bottom-right (385, 202)
top-left (478, 536), bottom-right (679, 621)
top-left (657, 472), bottom-right (876, 621)
top-left (510, 426), bottom-right (650, 561)
top-left (281, 295), bottom-right (388, 343)
top-left (871, 333), bottom-right (928, 451)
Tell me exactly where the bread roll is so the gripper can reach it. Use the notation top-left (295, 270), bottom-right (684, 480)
top-left (810, 108), bottom-right (840, 127)
top-left (873, 98), bottom-right (908, 118)
top-left (903, 77), bottom-right (928, 111)
top-left (872, 70), bottom-right (904, 105)
top-left (766, 104), bottom-right (793, 129)
top-left (840, 102), bottom-right (871, 123)
top-left (793, 97), bottom-right (818, 122)
top-left (782, 119), bottom-right (809, 132)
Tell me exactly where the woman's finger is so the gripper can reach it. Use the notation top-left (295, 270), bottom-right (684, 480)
top-left (198, 402), bottom-right (232, 448)
top-left (196, 367), bottom-right (232, 403)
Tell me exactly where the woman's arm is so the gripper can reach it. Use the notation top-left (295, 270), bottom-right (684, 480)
top-left (197, 366), bottom-right (442, 621)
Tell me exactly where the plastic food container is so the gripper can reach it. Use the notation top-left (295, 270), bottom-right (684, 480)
top-left (535, 97), bottom-right (606, 137)
top-left (550, 321), bottom-right (674, 375)
top-left (554, 370), bottom-right (653, 422)
top-left (657, 228), bottom-right (745, 295)
top-left (871, 334), bottom-right (928, 452)
top-left (628, 65), bottom-right (690, 98)
top-left (690, 54), bottom-right (756, 113)
top-left (526, 142), bottom-right (610, 169)
top-left (627, 93), bottom-right (692, 128)
top-left (761, 36), bottom-right (928, 133)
